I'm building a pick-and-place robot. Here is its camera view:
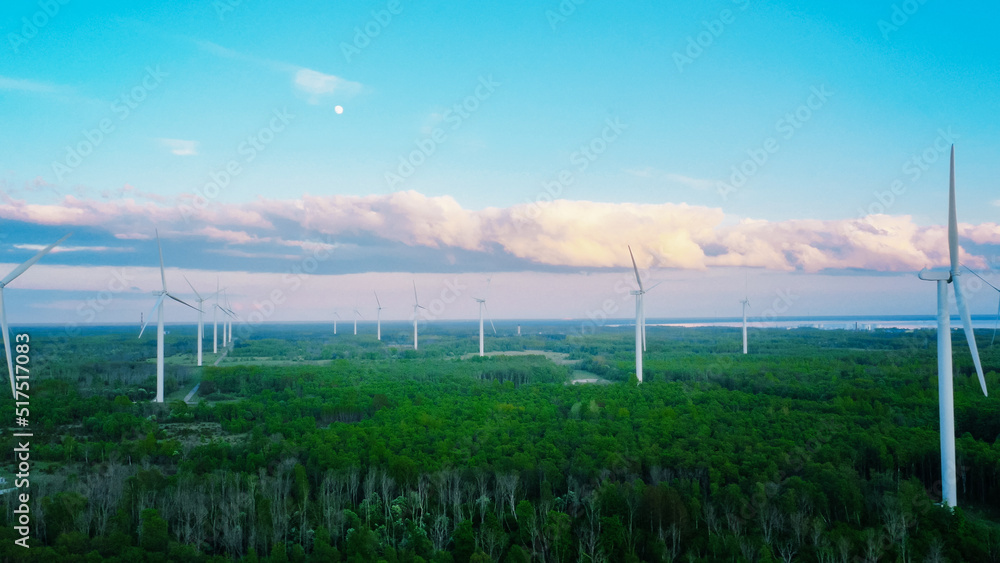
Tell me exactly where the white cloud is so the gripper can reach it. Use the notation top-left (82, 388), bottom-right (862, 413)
top-left (1, 191), bottom-right (998, 274)
top-left (293, 69), bottom-right (362, 104)
top-left (159, 138), bottom-right (198, 156)
top-left (12, 244), bottom-right (131, 254)
top-left (0, 76), bottom-right (60, 93)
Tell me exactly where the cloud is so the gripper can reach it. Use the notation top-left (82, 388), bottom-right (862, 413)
top-left (1, 191), bottom-right (998, 275)
top-left (188, 38), bottom-right (362, 104)
top-left (0, 76), bottom-right (61, 93)
top-left (623, 167), bottom-right (714, 190)
top-left (12, 244), bottom-right (132, 254)
top-left (159, 138), bottom-right (198, 156)
top-left (293, 69), bottom-right (362, 104)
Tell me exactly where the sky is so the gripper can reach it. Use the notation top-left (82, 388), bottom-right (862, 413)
top-left (1, 0), bottom-right (1000, 327)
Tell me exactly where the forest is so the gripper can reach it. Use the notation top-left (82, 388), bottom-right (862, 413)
top-left (1, 321), bottom-right (999, 562)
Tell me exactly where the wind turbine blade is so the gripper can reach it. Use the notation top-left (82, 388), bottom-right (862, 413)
top-left (1, 290), bottom-right (14, 398)
top-left (155, 230), bottom-right (167, 291)
top-left (139, 293), bottom-right (166, 338)
top-left (954, 277), bottom-right (988, 396)
top-left (948, 146), bottom-right (959, 276)
top-left (962, 264), bottom-right (1000, 293)
top-left (645, 281), bottom-right (663, 292)
top-left (166, 292), bottom-right (201, 312)
top-left (483, 303), bottom-right (497, 334)
top-left (183, 275), bottom-right (203, 301)
top-left (374, 291), bottom-right (382, 309)
top-left (627, 245), bottom-right (644, 292)
top-left (1, 232), bottom-right (72, 286)
top-left (413, 281), bottom-right (419, 305)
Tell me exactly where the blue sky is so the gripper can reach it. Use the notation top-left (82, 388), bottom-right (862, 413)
top-left (2, 0), bottom-right (1000, 324)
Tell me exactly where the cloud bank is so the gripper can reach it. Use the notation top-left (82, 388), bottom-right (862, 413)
top-left (1, 190), bottom-right (998, 274)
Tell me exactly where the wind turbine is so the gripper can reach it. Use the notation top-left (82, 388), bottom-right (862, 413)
top-left (139, 231), bottom-right (200, 403)
top-left (184, 276), bottom-right (218, 367)
top-left (628, 246), bottom-right (647, 384)
top-left (473, 278), bottom-right (496, 357)
top-left (740, 276), bottom-right (750, 355)
top-left (917, 146), bottom-right (989, 508)
top-left (333, 311), bottom-right (341, 335)
top-left (962, 264), bottom-right (1000, 346)
top-left (224, 290), bottom-right (237, 344)
top-left (2, 233), bottom-right (71, 398)
top-left (374, 291), bottom-right (383, 341)
top-left (412, 281), bottom-right (426, 349)
top-left (353, 306), bottom-right (362, 335)
top-left (213, 278), bottom-right (220, 353)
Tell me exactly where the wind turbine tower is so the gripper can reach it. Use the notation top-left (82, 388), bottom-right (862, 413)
top-left (412, 281), bottom-right (426, 349)
top-left (740, 277), bottom-right (750, 355)
top-left (917, 146), bottom-right (989, 508)
top-left (374, 291), bottom-right (383, 341)
top-left (473, 278), bottom-right (496, 357)
top-left (139, 231), bottom-right (199, 403)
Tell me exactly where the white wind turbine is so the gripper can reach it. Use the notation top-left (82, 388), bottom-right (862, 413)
top-left (139, 231), bottom-right (200, 403)
top-left (962, 265), bottom-right (1000, 346)
top-left (183, 276), bottom-right (219, 367)
top-left (374, 291), bottom-right (383, 341)
top-left (333, 311), bottom-right (341, 335)
top-left (917, 146), bottom-right (989, 508)
top-left (213, 278), bottom-right (220, 353)
top-left (627, 246), bottom-right (662, 383)
top-left (412, 281), bottom-right (426, 350)
top-left (740, 276), bottom-right (750, 355)
top-left (473, 278), bottom-right (496, 357)
top-left (353, 306), bottom-right (362, 335)
top-left (2, 233), bottom-right (71, 398)
top-left (221, 290), bottom-right (237, 345)
top-left (628, 246), bottom-right (647, 384)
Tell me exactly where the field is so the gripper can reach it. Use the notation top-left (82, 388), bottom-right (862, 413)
top-left (1, 322), bottom-right (999, 562)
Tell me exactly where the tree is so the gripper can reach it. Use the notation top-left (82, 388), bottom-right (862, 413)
top-left (139, 508), bottom-right (168, 553)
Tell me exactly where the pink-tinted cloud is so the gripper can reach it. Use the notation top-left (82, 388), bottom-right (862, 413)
top-left (2, 191), bottom-right (998, 274)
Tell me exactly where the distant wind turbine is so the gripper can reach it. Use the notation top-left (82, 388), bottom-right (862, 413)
top-left (628, 246), bottom-right (660, 383)
top-left (412, 281), bottom-right (426, 349)
top-left (224, 290), bottom-right (237, 344)
top-left (740, 276), bottom-right (750, 355)
top-left (139, 231), bottom-right (200, 403)
top-left (2, 233), bottom-right (71, 398)
top-left (213, 278), bottom-right (220, 353)
top-left (353, 307), bottom-right (362, 335)
top-left (473, 278), bottom-right (496, 357)
top-left (374, 291), bottom-right (383, 341)
top-left (333, 311), bottom-right (341, 335)
top-left (962, 264), bottom-right (1000, 346)
top-left (917, 146), bottom-right (989, 508)
top-left (184, 276), bottom-right (218, 367)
